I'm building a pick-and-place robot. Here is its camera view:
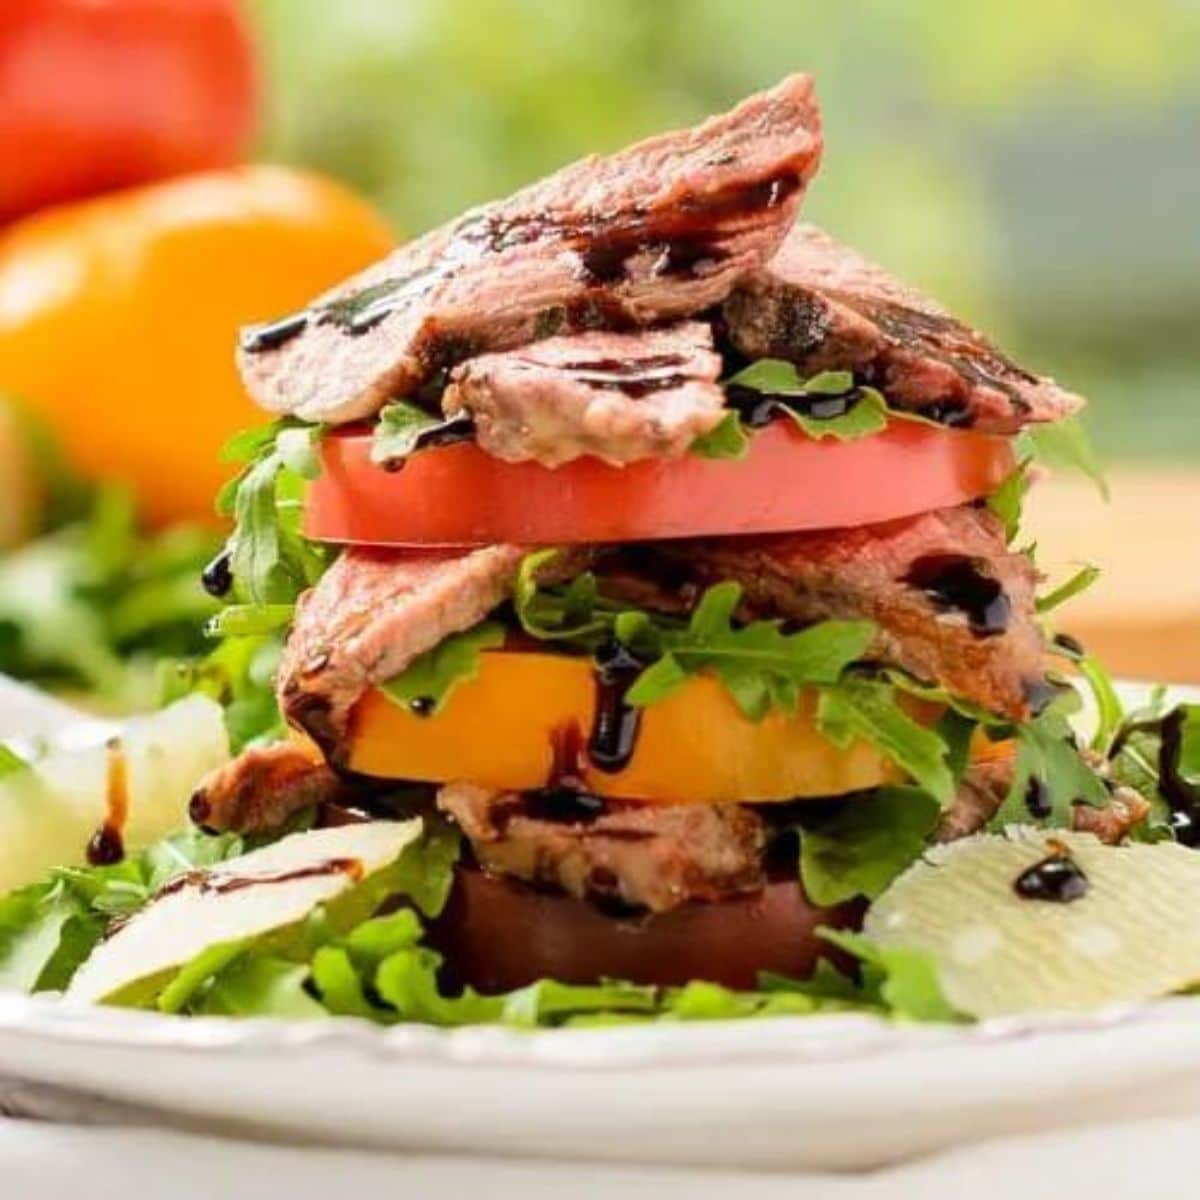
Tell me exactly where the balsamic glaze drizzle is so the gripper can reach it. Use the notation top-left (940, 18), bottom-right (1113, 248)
top-left (201, 548), bottom-right (234, 598)
top-left (1013, 853), bottom-right (1090, 903)
top-left (904, 554), bottom-right (1011, 637)
top-left (588, 641), bottom-right (644, 773)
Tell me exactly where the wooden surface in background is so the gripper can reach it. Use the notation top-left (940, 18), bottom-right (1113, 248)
top-left (1025, 469), bottom-right (1200, 683)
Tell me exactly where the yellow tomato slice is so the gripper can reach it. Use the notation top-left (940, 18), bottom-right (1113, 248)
top-left (345, 650), bottom-right (938, 803)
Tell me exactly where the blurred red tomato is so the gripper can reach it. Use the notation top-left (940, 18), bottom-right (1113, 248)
top-left (0, 0), bottom-right (257, 222)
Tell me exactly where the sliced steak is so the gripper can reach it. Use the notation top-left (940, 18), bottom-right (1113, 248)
top-left (239, 75), bottom-right (822, 425)
top-left (437, 782), bottom-right (767, 914)
top-left (442, 322), bottom-right (726, 466)
top-left (652, 505), bottom-right (1045, 720)
top-left (277, 545), bottom-right (584, 750)
top-left (723, 223), bottom-right (1083, 433)
top-left (189, 742), bottom-right (340, 835)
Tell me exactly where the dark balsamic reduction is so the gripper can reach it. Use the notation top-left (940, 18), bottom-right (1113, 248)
top-left (1157, 706), bottom-right (1200, 847)
top-left (239, 312), bottom-right (309, 354)
top-left (241, 168), bottom-right (804, 356)
top-left (156, 857), bottom-right (364, 900)
top-left (86, 738), bottom-right (129, 867)
top-left (551, 353), bottom-right (691, 399)
top-left (1051, 632), bottom-right (1086, 660)
top-left (521, 789), bottom-right (608, 825)
top-left (201, 549), bottom-right (234, 598)
top-left (588, 641), bottom-right (644, 773)
top-left (408, 696), bottom-right (436, 717)
top-left (904, 554), bottom-right (1011, 637)
top-left (1024, 775), bottom-right (1051, 820)
top-left (546, 722), bottom-right (587, 791)
top-left (725, 381), bottom-right (860, 429)
top-left (1013, 853), bottom-right (1090, 903)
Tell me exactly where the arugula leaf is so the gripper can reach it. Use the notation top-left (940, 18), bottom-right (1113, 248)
top-left (818, 929), bottom-right (964, 1023)
top-left (987, 461), bottom-right (1031, 543)
top-left (514, 551), bottom-right (614, 644)
top-left (689, 411), bottom-right (750, 460)
top-left (219, 420), bottom-right (329, 608)
top-left (371, 401), bottom-right (441, 465)
top-left (989, 710), bottom-right (1111, 829)
top-left (797, 788), bottom-right (943, 906)
top-left (205, 604), bottom-right (295, 639)
top-left (1036, 564), bottom-right (1100, 614)
top-left (1020, 416), bottom-right (1109, 500)
top-left (1076, 653), bottom-right (1124, 753)
top-left (516, 555), bottom-right (876, 722)
top-left (0, 830), bottom-right (248, 994)
top-left (159, 632), bottom-right (285, 752)
top-left (379, 622), bottom-right (505, 716)
top-left (0, 486), bottom-right (220, 706)
top-left (629, 586), bottom-right (876, 721)
top-left (0, 743), bottom-right (28, 779)
top-left (723, 360), bottom-right (889, 441)
top-left (191, 954), bottom-right (328, 1020)
top-left (817, 677), bottom-right (955, 806)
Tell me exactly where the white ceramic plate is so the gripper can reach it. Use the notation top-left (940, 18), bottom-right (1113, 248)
top-left (2, 678), bottom-right (1198, 1172)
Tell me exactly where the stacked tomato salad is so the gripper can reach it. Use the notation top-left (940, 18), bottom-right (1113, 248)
top-left (195, 75), bottom-right (1137, 997)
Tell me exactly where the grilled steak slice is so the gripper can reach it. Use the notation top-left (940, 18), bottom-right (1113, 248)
top-left (437, 782), bottom-right (766, 914)
top-left (189, 743), bottom-right (340, 835)
top-left (239, 75), bottom-right (822, 425)
top-left (277, 545), bottom-right (585, 750)
top-left (652, 506), bottom-right (1045, 720)
top-left (723, 223), bottom-right (1083, 433)
top-left (442, 322), bottom-right (726, 466)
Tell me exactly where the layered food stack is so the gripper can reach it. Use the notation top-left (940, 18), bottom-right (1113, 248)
top-left (195, 75), bottom-right (1140, 994)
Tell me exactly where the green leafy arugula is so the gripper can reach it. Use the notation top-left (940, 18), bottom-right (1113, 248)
top-left (1036, 564), bottom-right (1100, 614)
top-left (0, 819), bottom-right (967, 1027)
top-left (818, 930), bottom-right (964, 1023)
top-left (0, 829), bottom-right (247, 993)
top-left (514, 552), bottom-right (875, 722)
top-left (1018, 416), bottom-right (1109, 500)
top-left (0, 484), bottom-right (221, 707)
top-left (1108, 692), bottom-right (1200, 843)
top-left (379, 622), bottom-right (506, 715)
top-left (0, 743), bottom-right (28, 779)
top-left (699, 362), bottom-right (889, 458)
top-left (371, 401), bottom-right (441, 466)
top-left (217, 419), bottom-right (330, 608)
top-left (986, 460), bottom-right (1031, 543)
top-left (988, 708), bottom-right (1111, 830)
top-left (690, 411), bottom-right (750, 460)
top-left (796, 788), bottom-right (943, 907)
top-left (817, 677), bottom-right (956, 806)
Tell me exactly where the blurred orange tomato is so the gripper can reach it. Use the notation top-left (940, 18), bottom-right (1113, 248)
top-left (0, 0), bottom-right (257, 223)
top-left (0, 166), bottom-right (394, 524)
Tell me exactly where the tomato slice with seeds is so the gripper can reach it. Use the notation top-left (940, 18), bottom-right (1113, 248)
top-left (304, 419), bottom-right (1014, 547)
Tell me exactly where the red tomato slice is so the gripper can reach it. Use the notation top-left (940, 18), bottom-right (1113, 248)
top-left (304, 420), bottom-right (1015, 546)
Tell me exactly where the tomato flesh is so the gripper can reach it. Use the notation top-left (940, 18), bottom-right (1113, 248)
top-left (305, 420), bottom-right (1015, 546)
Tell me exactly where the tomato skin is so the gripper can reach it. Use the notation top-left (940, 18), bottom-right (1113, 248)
top-left (306, 420), bottom-right (1016, 546)
top-left (0, 0), bottom-right (257, 222)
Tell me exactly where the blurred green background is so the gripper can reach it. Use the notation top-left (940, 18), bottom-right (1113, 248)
top-left (252, 0), bottom-right (1200, 460)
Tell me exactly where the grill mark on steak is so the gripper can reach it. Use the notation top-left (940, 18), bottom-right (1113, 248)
top-left (723, 223), bottom-right (1084, 434)
top-left (238, 75), bottom-right (822, 425)
top-left (442, 322), bottom-right (726, 466)
top-left (646, 505), bottom-right (1046, 721)
top-left (437, 782), bottom-right (767, 914)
